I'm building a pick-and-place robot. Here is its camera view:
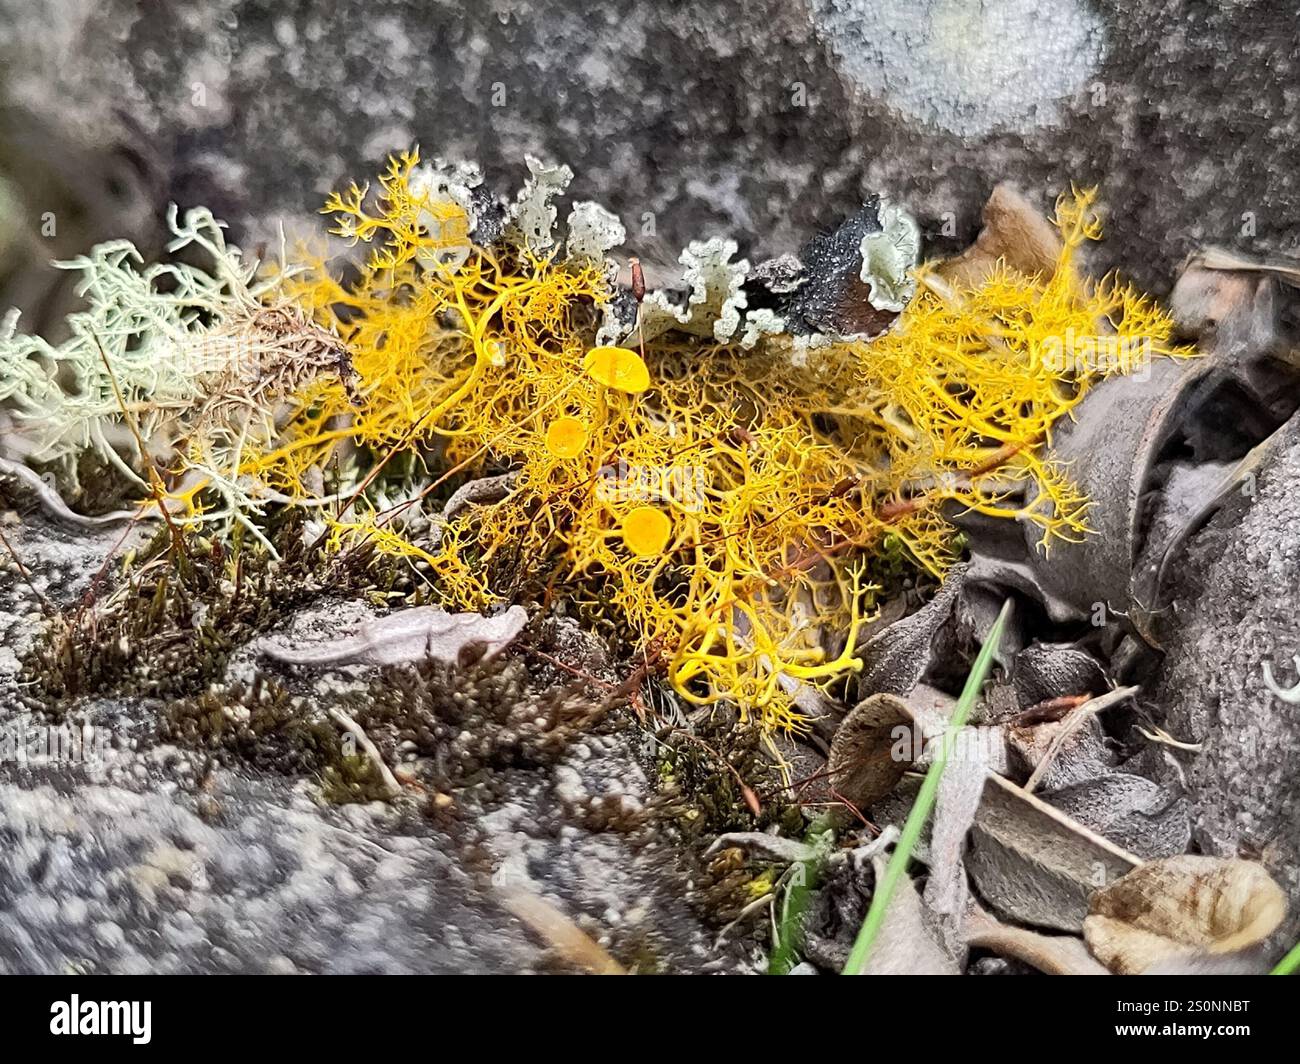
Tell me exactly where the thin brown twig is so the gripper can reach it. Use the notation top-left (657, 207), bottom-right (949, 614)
top-left (0, 526), bottom-right (56, 617)
top-left (827, 785), bottom-right (879, 834)
top-left (521, 636), bottom-right (664, 720)
top-left (1009, 692), bottom-right (1091, 727)
top-left (63, 512), bottom-right (145, 653)
top-left (875, 438), bottom-right (1036, 523)
top-left (89, 332), bottom-right (189, 560)
top-left (1023, 685), bottom-right (1139, 794)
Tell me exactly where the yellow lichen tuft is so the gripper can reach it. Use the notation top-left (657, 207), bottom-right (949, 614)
top-left (264, 158), bottom-right (1190, 733)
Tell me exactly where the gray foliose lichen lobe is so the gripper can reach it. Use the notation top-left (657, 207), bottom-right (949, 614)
top-left (779, 196), bottom-right (918, 339)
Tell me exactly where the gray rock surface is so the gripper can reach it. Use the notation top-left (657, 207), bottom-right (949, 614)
top-left (1155, 418), bottom-right (1300, 947)
top-left (0, 498), bottom-right (745, 974)
top-left (4, 0), bottom-right (1300, 972)
top-left (0, 746), bottom-right (732, 974)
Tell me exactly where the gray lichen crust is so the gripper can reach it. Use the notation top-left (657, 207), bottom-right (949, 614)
top-left (1155, 420), bottom-right (1300, 948)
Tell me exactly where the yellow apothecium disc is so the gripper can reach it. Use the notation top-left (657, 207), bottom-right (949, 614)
top-left (583, 345), bottom-right (650, 394)
top-left (545, 416), bottom-right (588, 458)
top-left (621, 505), bottom-right (673, 557)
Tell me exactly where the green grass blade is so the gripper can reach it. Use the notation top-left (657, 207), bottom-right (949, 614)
top-left (768, 823), bottom-right (831, 975)
top-left (841, 598), bottom-right (1012, 975)
top-left (1271, 939), bottom-right (1300, 975)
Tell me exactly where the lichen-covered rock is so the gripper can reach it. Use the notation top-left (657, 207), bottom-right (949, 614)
top-left (0, 497), bottom-right (750, 973)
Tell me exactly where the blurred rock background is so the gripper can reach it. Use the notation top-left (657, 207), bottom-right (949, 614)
top-left (3, 0), bottom-right (1300, 332)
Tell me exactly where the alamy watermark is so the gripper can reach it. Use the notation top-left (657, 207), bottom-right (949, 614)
top-left (596, 462), bottom-right (708, 511)
top-left (50, 995), bottom-right (151, 1044)
top-left (1042, 329), bottom-right (1153, 381)
top-left (888, 723), bottom-right (1003, 765)
top-left (0, 714), bottom-right (115, 764)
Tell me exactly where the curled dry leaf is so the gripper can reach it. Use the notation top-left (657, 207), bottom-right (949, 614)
top-left (964, 245), bottom-right (1290, 644)
top-left (1010, 642), bottom-right (1109, 714)
top-left (1084, 855), bottom-right (1286, 975)
top-left (967, 773), bottom-right (1140, 932)
top-left (259, 604), bottom-right (529, 668)
top-left (826, 693), bottom-right (914, 814)
top-left (1148, 433), bottom-right (1274, 605)
top-left (1017, 357), bottom-right (1205, 640)
top-left (858, 855), bottom-right (960, 975)
top-left (962, 532), bottom-right (1079, 625)
top-left (1047, 772), bottom-right (1190, 860)
top-left (497, 888), bottom-right (626, 975)
top-left (854, 573), bottom-right (963, 699)
top-left (964, 903), bottom-right (1110, 976)
top-left (936, 183), bottom-right (1062, 290)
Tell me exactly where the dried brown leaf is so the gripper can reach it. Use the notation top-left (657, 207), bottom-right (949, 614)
top-left (936, 183), bottom-right (1062, 289)
top-left (860, 855), bottom-right (960, 975)
top-left (826, 693), bottom-right (914, 812)
top-left (1084, 855), bottom-right (1286, 974)
top-left (498, 888), bottom-right (626, 975)
top-left (965, 904), bottom-right (1110, 975)
top-left (967, 773), bottom-right (1140, 932)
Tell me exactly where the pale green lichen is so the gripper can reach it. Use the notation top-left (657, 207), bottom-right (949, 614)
top-left (0, 206), bottom-right (254, 475)
top-left (739, 307), bottom-right (787, 349)
top-left (565, 200), bottom-right (626, 265)
top-left (858, 197), bottom-right (921, 313)
top-left (508, 154), bottom-right (573, 252)
top-left (0, 204), bottom-right (348, 552)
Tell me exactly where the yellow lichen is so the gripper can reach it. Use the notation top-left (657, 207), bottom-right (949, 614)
top-left (545, 416), bottom-right (589, 459)
top-left (584, 344), bottom-right (651, 394)
top-left (263, 157), bottom-right (1190, 733)
top-left (621, 505), bottom-right (673, 557)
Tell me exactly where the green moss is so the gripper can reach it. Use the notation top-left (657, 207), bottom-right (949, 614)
top-left (344, 650), bottom-right (600, 795)
top-left (164, 675), bottom-right (324, 769)
top-left (22, 513), bottom-right (405, 706)
top-left (160, 675), bottom-right (393, 803)
top-left (649, 708), bottom-right (784, 838)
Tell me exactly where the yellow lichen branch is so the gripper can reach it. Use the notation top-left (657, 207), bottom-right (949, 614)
top-left (257, 158), bottom-right (1190, 732)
